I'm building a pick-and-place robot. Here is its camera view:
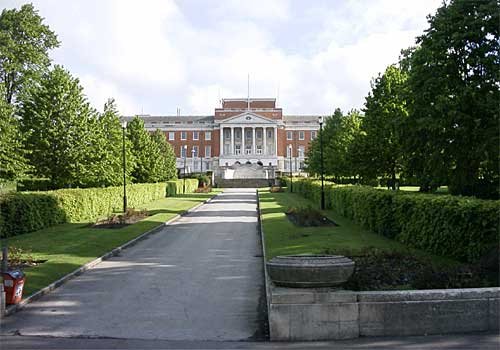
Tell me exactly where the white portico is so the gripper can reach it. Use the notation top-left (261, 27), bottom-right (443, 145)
top-left (218, 112), bottom-right (279, 167)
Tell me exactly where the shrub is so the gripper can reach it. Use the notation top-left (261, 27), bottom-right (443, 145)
top-left (197, 174), bottom-right (210, 187)
top-left (0, 179), bottom-right (199, 238)
top-left (285, 178), bottom-right (500, 263)
top-left (166, 179), bottom-right (198, 196)
top-left (16, 178), bottom-right (54, 191)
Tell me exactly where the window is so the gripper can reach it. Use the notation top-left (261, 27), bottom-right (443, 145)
top-left (246, 130), bottom-right (252, 139)
top-left (287, 145), bottom-right (292, 157)
top-left (168, 132), bottom-right (175, 141)
top-left (205, 131), bottom-right (211, 141)
top-left (256, 129), bottom-right (262, 139)
top-left (298, 146), bottom-right (305, 158)
top-left (311, 131), bottom-right (317, 140)
top-left (267, 130), bottom-right (273, 138)
top-left (192, 145), bottom-right (198, 157)
top-left (193, 131), bottom-right (199, 140)
top-left (181, 131), bottom-right (187, 140)
top-left (180, 145), bottom-right (187, 158)
top-left (299, 131), bottom-right (305, 140)
top-left (287, 131), bottom-right (293, 140)
top-left (204, 145), bottom-right (211, 158)
top-left (235, 145), bottom-right (241, 155)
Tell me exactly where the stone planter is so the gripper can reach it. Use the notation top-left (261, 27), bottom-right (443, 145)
top-left (266, 255), bottom-right (355, 288)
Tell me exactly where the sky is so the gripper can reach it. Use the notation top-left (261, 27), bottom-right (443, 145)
top-left (4, 0), bottom-right (443, 116)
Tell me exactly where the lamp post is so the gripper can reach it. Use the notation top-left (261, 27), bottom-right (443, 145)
top-left (288, 144), bottom-right (293, 193)
top-left (318, 116), bottom-right (325, 210)
top-left (183, 145), bottom-right (187, 194)
top-left (191, 148), bottom-right (196, 174)
top-left (121, 121), bottom-right (128, 213)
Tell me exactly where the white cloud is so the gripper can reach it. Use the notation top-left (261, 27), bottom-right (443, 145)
top-left (2, 0), bottom-right (443, 115)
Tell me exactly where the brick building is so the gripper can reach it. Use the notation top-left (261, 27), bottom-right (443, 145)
top-left (123, 98), bottom-right (320, 177)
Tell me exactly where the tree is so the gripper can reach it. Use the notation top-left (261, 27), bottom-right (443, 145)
top-left (85, 99), bottom-right (135, 187)
top-left (306, 108), bottom-right (364, 182)
top-left (0, 4), bottom-right (59, 104)
top-left (19, 65), bottom-right (97, 188)
top-left (356, 65), bottom-right (409, 189)
top-left (306, 108), bottom-right (343, 177)
top-left (405, 0), bottom-right (499, 197)
top-left (150, 129), bottom-right (177, 181)
top-left (0, 85), bottom-right (30, 180)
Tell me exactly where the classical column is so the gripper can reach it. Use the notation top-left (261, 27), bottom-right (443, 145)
top-left (252, 127), bottom-right (256, 155)
top-left (274, 127), bottom-right (278, 156)
top-left (230, 126), bottom-right (234, 156)
top-left (263, 127), bottom-right (267, 156)
top-left (242, 127), bottom-right (246, 156)
top-left (219, 126), bottom-right (224, 157)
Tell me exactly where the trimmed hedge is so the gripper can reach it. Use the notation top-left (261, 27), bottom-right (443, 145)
top-left (0, 179), bottom-right (199, 238)
top-left (284, 178), bottom-right (500, 263)
top-left (166, 179), bottom-right (198, 196)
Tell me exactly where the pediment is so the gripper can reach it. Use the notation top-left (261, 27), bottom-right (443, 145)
top-left (220, 112), bottom-right (277, 125)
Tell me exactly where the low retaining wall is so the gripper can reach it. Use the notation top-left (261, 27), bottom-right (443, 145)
top-left (256, 190), bottom-right (500, 341)
top-left (268, 286), bottom-right (500, 341)
top-left (215, 178), bottom-right (274, 188)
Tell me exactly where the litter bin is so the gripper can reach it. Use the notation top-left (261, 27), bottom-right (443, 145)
top-left (2, 270), bottom-right (25, 305)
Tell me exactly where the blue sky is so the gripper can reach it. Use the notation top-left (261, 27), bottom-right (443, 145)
top-left (3, 0), bottom-right (442, 115)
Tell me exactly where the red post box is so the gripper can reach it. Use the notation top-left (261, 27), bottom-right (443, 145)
top-left (2, 270), bottom-right (25, 305)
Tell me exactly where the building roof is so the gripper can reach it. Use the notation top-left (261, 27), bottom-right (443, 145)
top-left (122, 115), bottom-right (213, 123)
top-left (283, 115), bottom-right (320, 123)
top-left (122, 114), bottom-right (321, 124)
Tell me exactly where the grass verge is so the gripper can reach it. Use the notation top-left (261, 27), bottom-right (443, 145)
top-left (259, 190), bottom-right (455, 266)
top-left (2, 192), bottom-right (218, 296)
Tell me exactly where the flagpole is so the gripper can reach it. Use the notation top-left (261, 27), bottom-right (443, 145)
top-left (247, 74), bottom-right (250, 111)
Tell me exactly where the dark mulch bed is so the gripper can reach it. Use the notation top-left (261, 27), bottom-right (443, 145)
top-left (326, 248), bottom-right (499, 291)
top-left (91, 208), bottom-right (148, 229)
top-left (286, 206), bottom-right (338, 227)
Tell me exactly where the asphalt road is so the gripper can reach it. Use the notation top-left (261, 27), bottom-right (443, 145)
top-left (1, 333), bottom-right (498, 349)
top-left (1, 189), bottom-right (265, 341)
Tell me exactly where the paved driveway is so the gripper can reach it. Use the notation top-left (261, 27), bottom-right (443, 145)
top-left (1, 189), bottom-right (265, 341)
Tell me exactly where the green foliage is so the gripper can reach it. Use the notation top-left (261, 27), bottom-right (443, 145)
top-left (404, 0), bottom-right (499, 197)
top-left (0, 85), bottom-right (30, 179)
top-left (19, 65), bottom-right (100, 188)
top-left (16, 178), bottom-right (52, 191)
top-left (150, 129), bottom-right (177, 182)
top-left (0, 3), bottom-right (60, 104)
top-left (196, 174), bottom-right (210, 187)
top-left (0, 179), bottom-right (198, 238)
top-left (285, 178), bottom-right (499, 263)
top-left (87, 98), bottom-right (135, 187)
top-left (127, 117), bottom-right (176, 183)
top-left (355, 65), bottom-right (408, 186)
top-left (306, 109), bottom-right (367, 183)
top-left (166, 179), bottom-right (198, 196)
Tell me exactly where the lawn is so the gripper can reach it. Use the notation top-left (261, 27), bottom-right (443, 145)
top-left (259, 190), bottom-right (455, 266)
top-left (2, 191), bottom-right (219, 296)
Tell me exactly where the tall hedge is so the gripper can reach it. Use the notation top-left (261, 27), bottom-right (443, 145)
top-left (285, 178), bottom-right (499, 263)
top-left (0, 179), bottom-right (199, 238)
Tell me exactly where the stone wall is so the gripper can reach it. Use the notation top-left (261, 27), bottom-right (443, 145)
top-left (267, 286), bottom-right (500, 341)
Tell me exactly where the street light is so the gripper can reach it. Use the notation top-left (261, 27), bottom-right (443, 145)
top-left (318, 116), bottom-right (325, 210)
top-left (288, 144), bottom-right (293, 193)
top-left (191, 148), bottom-right (196, 174)
top-left (121, 120), bottom-right (128, 213)
top-left (183, 145), bottom-right (188, 194)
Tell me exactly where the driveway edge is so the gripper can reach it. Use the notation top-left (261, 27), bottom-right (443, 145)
top-left (256, 189), bottom-right (271, 336)
top-left (4, 194), bottom-right (215, 317)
